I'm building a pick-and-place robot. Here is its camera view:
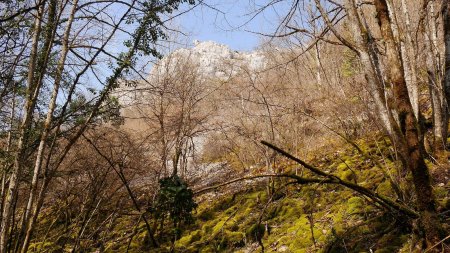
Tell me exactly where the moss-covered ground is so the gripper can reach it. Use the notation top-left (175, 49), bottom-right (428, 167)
top-left (30, 136), bottom-right (449, 252)
top-left (119, 136), bottom-right (447, 252)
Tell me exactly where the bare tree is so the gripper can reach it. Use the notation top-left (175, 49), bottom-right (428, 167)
top-left (119, 50), bottom-right (216, 178)
top-left (0, 0), bottom-right (196, 252)
top-left (222, 0), bottom-right (447, 249)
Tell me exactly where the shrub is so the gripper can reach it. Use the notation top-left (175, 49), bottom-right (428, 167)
top-left (153, 175), bottom-right (198, 226)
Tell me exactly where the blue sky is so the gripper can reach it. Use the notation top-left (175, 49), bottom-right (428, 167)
top-left (78, 0), bottom-right (294, 97)
top-left (175, 0), bottom-right (289, 51)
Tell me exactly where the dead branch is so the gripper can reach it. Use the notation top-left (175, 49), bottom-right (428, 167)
top-left (260, 141), bottom-right (418, 218)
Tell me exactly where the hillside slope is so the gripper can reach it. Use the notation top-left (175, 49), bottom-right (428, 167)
top-left (94, 136), bottom-right (449, 253)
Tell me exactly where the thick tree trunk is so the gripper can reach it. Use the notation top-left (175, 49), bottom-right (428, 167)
top-left (373, 0), bottom-right (443, 249)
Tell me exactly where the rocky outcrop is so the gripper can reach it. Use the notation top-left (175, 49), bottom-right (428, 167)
top-left (115, 40), bottom-right (266, 107)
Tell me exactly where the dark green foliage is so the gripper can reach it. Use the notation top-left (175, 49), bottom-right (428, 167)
top-left (101, 96), bottom-right (124, 126)
top-left (153, 175), bottom-right (198, 226)
top-left (123, 0), bottom-right (196, 59)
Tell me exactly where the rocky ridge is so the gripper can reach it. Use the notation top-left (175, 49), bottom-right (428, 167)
top-left (115, 40), bottom-right (266, 107)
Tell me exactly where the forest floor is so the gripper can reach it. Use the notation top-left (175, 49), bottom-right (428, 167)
top-left (30, 135), bottom-right (450, 253)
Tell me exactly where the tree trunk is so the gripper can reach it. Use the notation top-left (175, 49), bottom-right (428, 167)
top-left (172, 147), bottom-right (182, 177)
top-left (0, 3), bottom-right (47, 251)
top-left (442, 0), bottom-right (450, 147)
top-left (399, 0), bottom-right (420, 119)
top-left (428, 69), bottom-right (446, 152)
top-left (373, 0), bottom-right (443, 249)
top-left (314, 43), bottom-right (322, 86)
top-left (19, 6), bottom-right (140, 249)
top-left (342, 0), bottom-right (400, 143)
top-left (0, 86), bottom-right (16, 228)
top-left (427, 1), bottom-right (447, 153)
top-left (20, 1), bottom-right (78, 252)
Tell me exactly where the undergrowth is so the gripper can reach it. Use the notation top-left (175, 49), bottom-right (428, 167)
top-left (30, 135), bottom-right (449, 252)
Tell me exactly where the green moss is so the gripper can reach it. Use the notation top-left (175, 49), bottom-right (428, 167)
top-left (198, 209), bottom-right (215, 221)
top-left (199, 245), bottom-right (215, 253)
top-left (375, 233), bottom-right (409, 252)
top-left (225, 206), bottom-right (237, 215)
top-left (341, 49), bottom-right (359, 77)
top-left (28, 242), bottom-right (62, 252)
top-left (440, 197), bottom-right (450, 210)
top-left (217, 197), bottom-right (235, 211)
top-left (31, 134), bottom-right (421, 252)
top-left (359, 167), bottom-right (382, 185)
top-left (168, 136), bottom-right (413, 252)
top-left (219, 231), bottom-right (245, 248)
top-left (434, 185), bottom-right (448, 199)
top-left (336, 162), bottom-right (349, 171)
top-left (267, 205), bottom-right (283, 220)
top-left (202, 220), bottom-right (215, 234)
top-left (246, 223), bottom-right (265, 242)
top-left (279, 200), bottom-right (303, 219)
top-left (246, 191), bottom-right (263, 200)
top-left (279, 221), bottom-right (313, 251)
top-left (286, 216), bottom-right (309, 235)
top-left (376, 181), bottom-right (394, 197)
top-left (212, 220), bottom-right (226, 235)
top-left (176, 230), bottom-right (202, 247)
top-left (340, 170), bottom-right (356, 182)
top-left (346, 197), bottom-right (365, 215)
